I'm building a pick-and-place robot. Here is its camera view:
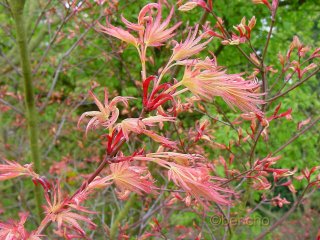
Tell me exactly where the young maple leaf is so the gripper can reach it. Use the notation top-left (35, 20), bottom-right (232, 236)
top-left (0, 212), bottom-right (42, 240)
top-left (0, 159), bottom-right (50, 190)
top-left (173, 57), bottom-right (264, 115)
top-left (139, 155), bottom-right (233, 207)
top-left (78, 89), bottom-right (133, 136)
top-left (0, 159), bottom-right (38, 181)
top-left (41, 182), bottom-right (96, 238)
top-left (172, 25), bottom-right (212, 61)
top-left (98, 2), bottom-right (181, 48)
top-left (116, 115), bottom-right (177, 148)
top-left (109, 161), bottom-right (156, 200)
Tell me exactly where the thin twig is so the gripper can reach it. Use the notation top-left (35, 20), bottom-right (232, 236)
top-left (254, 184), bottom-right (311, 240)
top-left (39, 18), bottom-right (100, 112)
top-left (173, 122), bottom-right (186, 153)
top-left (208, 10), bottom-right (261, 69)
top-left (0, 49), bottom-right (22, 75)
top-left (267, 68), bottom-right (320, 102)
top-left (27, 0), bottom-right (53, 42)
top-left (215, 203), bottom-right (232, 239)
top-left (32, 1), bottom-right (88, 74)
top-left (0, 98), bottom-right (24, 115)
top-left (272, 116), bottom-right (319, 155)
top-left (262, 18), bottom-right (275, 62)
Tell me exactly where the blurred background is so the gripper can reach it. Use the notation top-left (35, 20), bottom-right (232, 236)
top-left (0, 0), bottom-right (319, 239)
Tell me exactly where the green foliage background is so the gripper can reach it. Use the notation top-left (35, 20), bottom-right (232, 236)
top-left (0, 0), bottom-right (319, 239)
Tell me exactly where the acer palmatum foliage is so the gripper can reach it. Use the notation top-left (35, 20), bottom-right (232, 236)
top-left (1, 0), bottom-right (319, 239)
